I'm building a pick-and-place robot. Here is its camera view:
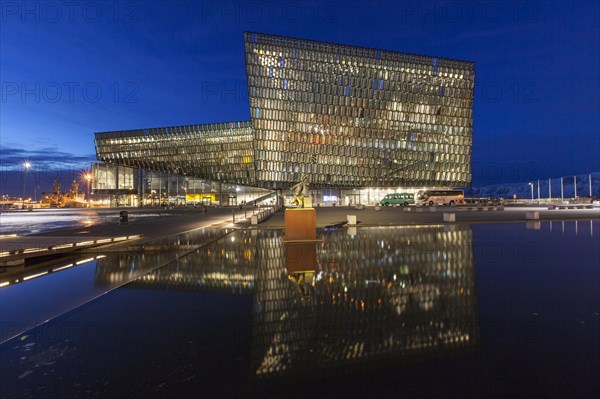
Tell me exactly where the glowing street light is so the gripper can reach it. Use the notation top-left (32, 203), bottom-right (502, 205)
top-left (22, 161), bottom-right (31, 209)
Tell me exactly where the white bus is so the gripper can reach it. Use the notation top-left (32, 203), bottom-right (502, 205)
top-left (416, 190), bottom-right (464, 206)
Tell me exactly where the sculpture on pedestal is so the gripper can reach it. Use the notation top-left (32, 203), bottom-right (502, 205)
top-left (290, 173), bottom-right (310, 208)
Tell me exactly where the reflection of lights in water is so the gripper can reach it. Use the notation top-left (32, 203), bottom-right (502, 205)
top-left (23, 271), bottom-right (48, 281)
top-left (53, 263), bottom-right (74, 271)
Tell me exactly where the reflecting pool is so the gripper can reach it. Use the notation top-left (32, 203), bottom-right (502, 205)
top-left (0, 221), bottom-right (597, 398)
top-left (0, 227), bottom-right (230, 343)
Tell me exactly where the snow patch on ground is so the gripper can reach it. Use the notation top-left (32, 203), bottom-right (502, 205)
top-left (467, 172), bottom-right (600, 199)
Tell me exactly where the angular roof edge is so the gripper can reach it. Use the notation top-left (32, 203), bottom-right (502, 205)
top-left (243, 31), bottom-right (475, 66)
top-left (94, 120), bottom-right (252, 137)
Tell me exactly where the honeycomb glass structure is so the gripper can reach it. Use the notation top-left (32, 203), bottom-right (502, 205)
top-left (95, 121), bottom-right (255, 186)
top-left (245, 32), bottom-right (475, 189)
top-left (94, 32), bottom-right (475, 190)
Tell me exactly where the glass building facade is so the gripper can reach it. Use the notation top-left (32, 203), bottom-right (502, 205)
top-left (95, 121), bottom-right (255, 186)
top-left (94, 32), bottom-right (474, 190)
top-left (245, 32), bottom-right (474, 189)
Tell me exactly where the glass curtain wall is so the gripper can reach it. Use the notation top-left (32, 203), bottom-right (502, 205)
top-left (93, 33), bottom-right (474, 191)
top-left (244, 32), bottom-right (475, 189)
top-left (95, 121), bottom-right (255, 186)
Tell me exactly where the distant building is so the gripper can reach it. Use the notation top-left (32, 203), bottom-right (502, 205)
top-left (94, 32), bottom-right (475, 204)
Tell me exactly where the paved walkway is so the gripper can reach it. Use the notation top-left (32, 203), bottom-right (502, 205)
top-left (0, 207), bottom-right (255, 267)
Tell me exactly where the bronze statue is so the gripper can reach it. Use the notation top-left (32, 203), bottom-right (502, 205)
top-left (290, 173), bottom-right (309, 207)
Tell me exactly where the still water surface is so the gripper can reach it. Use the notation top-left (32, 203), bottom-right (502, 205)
top-left (0, 227), bottom-right (229, 343)
top-left (0, 221), bottom-right (597, 398)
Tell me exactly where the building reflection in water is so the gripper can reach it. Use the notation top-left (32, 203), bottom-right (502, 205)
top-left (284, 241), bottom-right (318, 300)
top-left (94, 251), bottom-right (181, 287)
top-left (253, 225), bottom-right (479, 381)
top-left (94, 227), bottom-right (237, 289)
top-left (95, 225), bottom-right (478, 381)
top-left (97, 229), bottom-right (258, 294)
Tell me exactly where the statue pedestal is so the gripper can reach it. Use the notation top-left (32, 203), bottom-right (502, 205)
top-left (284, 208), bottom-right (316, 240)
top-left (281, 208), bottom-right (321, 291)
top-left (281, 208), bottom-right (323, 273)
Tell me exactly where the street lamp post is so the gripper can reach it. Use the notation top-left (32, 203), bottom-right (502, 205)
top-left (84, 173), bottom-right (92, 206)
top-left (528, 182), bottom-right (534, 201)
top-left (22, 161), bottom-right (31, 209)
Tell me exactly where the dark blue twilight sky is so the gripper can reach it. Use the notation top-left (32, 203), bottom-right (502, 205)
top-left (1, 0), bottom-right (599, 194)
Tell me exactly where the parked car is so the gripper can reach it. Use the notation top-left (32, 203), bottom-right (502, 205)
top-left (380, 193), bottom-right (415, 206)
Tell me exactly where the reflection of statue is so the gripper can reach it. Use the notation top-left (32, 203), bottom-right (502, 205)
top-left (288, 271), bottom-right (314, 299)
top-left (290, 174), bottom-right (309, 207)
top-left (283, 240), bottom-right (318, 299)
